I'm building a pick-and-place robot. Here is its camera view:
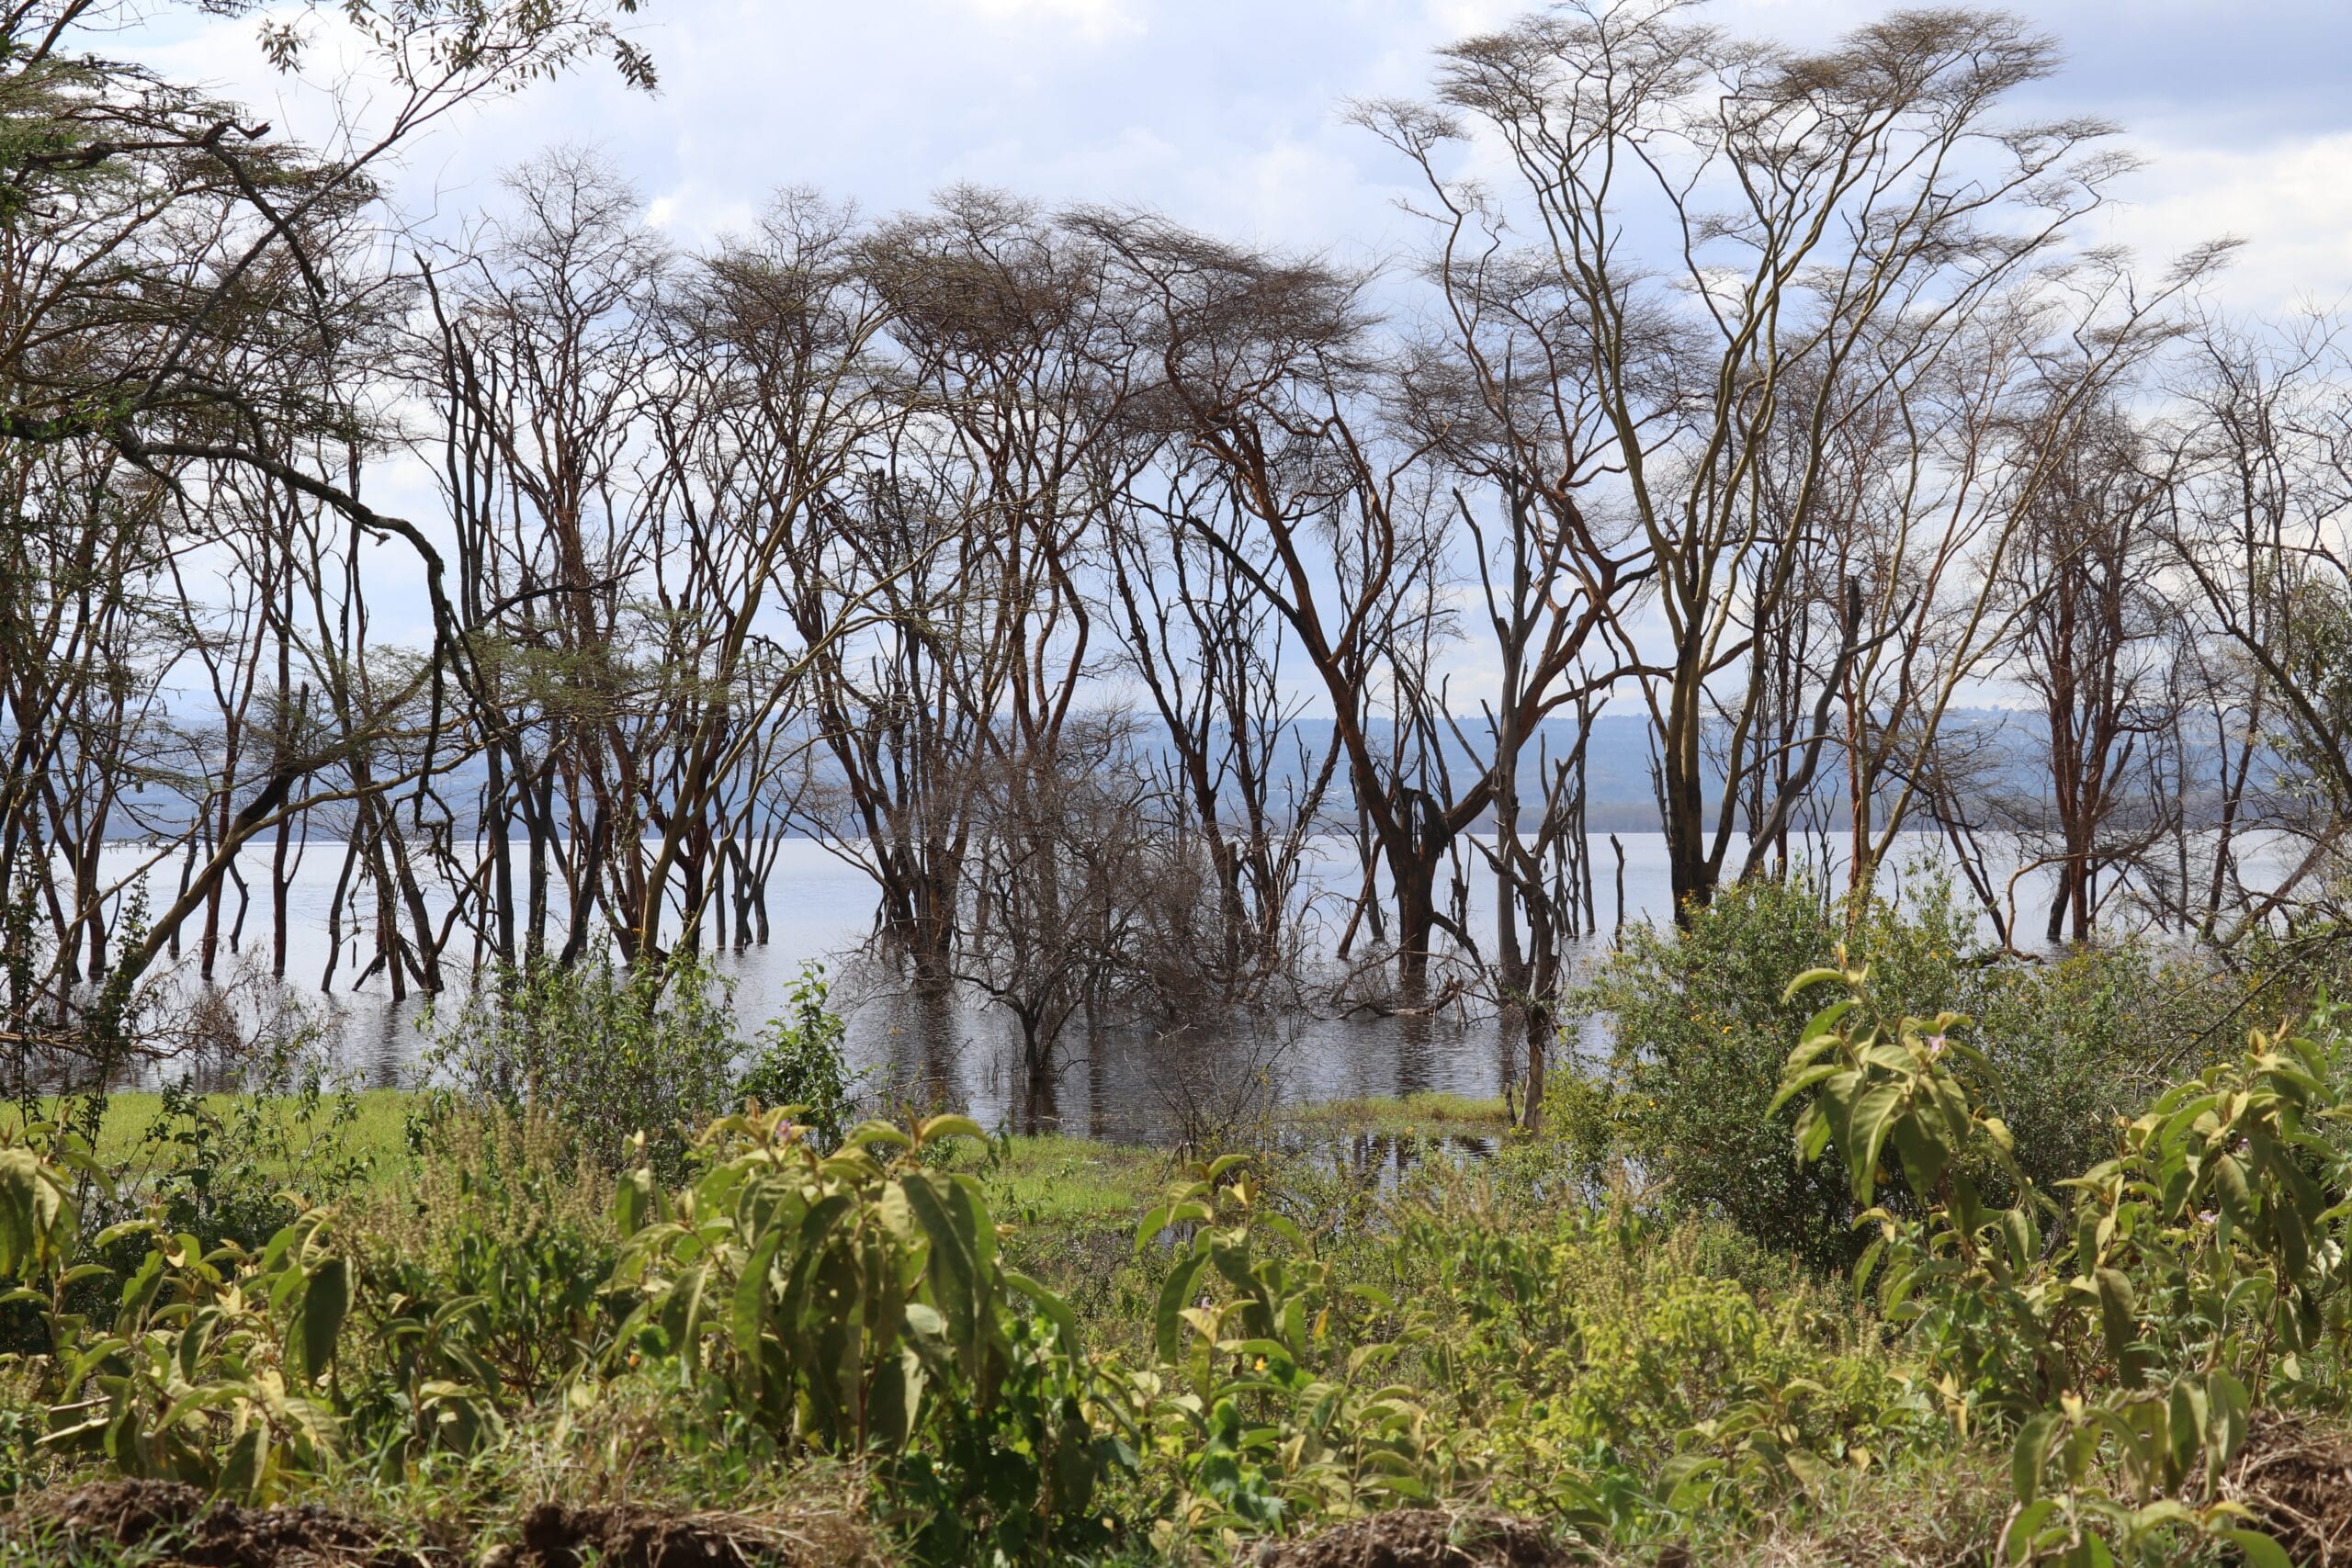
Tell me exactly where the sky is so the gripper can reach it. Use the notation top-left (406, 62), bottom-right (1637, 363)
top-left (119, 0), bottom-right (2352, 678)
top-left (130, 0), bottom-right (2352, 317)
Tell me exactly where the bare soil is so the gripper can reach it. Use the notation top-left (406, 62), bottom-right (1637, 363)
top-left (500, 1502), bottom-right (812, 1568)
top-left (5, 1483), bottom-right (873, 1568)
top-left (1256, 1509), bottom-right (1573, 1568)
top-left (2227, 1410), bottom-right (2352, 1566)
top-left (8, 1479), bottom-right (428, 1567)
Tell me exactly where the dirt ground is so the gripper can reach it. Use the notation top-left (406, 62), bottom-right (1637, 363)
top-left (4, 1482), bottom-right (874, 1568)
top-left (1255, 1509), bottom-right (1573, 1568)
top-left (490, 1501), bottom-right (865, 1568)
top-left (2227, 1409), bottom-right (2352, 1566)
top-left (8, 1480), bottom-right (431, 1567)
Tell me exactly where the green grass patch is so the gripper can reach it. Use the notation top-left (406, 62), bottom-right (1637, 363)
top-left (1, 1090), bottom-right (1502, 1208)
top-left (2, 1090), bottom-right (413, 1179)
top-left (1278, 1089), bottom-right (1511, 1139)
top-left (931, 1132), bottom-right (1171, 1228)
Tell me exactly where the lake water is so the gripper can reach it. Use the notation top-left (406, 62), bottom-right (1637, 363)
top-left (63, 829), bottom-right (2280, 1142)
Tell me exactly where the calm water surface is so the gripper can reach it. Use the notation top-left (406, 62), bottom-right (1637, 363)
top-left (82, 831), bottom-right (2275, 1142)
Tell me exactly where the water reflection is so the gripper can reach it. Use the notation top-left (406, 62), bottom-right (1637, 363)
top-left (45, 830), bottom-right (2298, 1144)
top-left (827, 973), bottom-right (1514, 1144)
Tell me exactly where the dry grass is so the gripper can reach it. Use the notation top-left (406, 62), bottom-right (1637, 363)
top-left (1659, 1449), bottom-right (2009, 1568)
top-left (2227, 1409), bottom-right (2352, 1567)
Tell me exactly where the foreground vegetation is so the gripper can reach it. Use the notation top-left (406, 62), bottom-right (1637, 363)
top-left (8, 887), bottom-right (2352, 1566)
top-left (10, 0), bottom-right (2352, 1558)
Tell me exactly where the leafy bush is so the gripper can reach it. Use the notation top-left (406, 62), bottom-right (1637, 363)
top-left (415, 951), bottom-right (861, 1179)
top-left (1573, 878), bottom-right (1873, 1267)
top-left (1774, 961), bottom-right (2346, 1565)
top-left (1569, 874), bottom-right (2240, 1268)
top-left (1334, 1172), bottom-right (1929, 1544)
top-left (131, 1041), bottom-right (379, 1250)
top-left (348, 1110), bottom-right (616, 1451)
top-left (609, 1106), bottom-right (1119, 1563)
top-left (16, 1173), bottom-right (352, 1502)
top-left (732, 962), bottom-right (857, 1153)
top-left (416, 946), bottom-right (749, 1179)
top-left (0, 1104), bottom-right (1128, 1563)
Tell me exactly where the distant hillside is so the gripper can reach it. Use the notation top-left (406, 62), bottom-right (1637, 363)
top-left (89, 706), bottom-right (2277, 839)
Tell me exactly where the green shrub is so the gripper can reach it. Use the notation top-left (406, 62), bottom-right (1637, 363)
top-left (134, 1045), bottom-right (378, 1251)
top-left (732, 962), bottom-right (857, 1153)
top-left (1567, 873), bottom-right (2243, 1269)
top-left (1772, 963), bottom-right (2350, 1565)
top-left (415, 945), bottom-right (746, 1179)
top-left (346, 1111), bottom-right (616, 1453)
top-left (1340, 1172), bottom-right (1927, 1542)
top-left (1964, 942), bottom-right (2217, 1200)
top-left (609, 1108), bottom-right (1120, 1565)
top-left (1575, 878), bottom-right (1864, 1268)
top-left (415, 950), bottom-right (861, 1179)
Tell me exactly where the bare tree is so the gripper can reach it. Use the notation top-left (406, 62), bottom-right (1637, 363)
top-left (2165, 318), bottom-right (2352, 939)
top-left (1079, 211), bottom-right (1479, 987)
top-left (955, 719), bottom-right (1155, 1116)
top-left (1383, 2), bottom-right (2146, 917)
top-left (1103, 449), bottom-right (1338, 995)
top-left (1992, 407), bottom-right (2182, 942)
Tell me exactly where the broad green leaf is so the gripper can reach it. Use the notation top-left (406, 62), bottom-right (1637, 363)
top-left (1156, 1250), bottom-right (1209, 1365)
top-left (916, 1114), bottom-right (985, 1146)
top-left (299, 1257), bottom-right (349, 1382)
top-left (846, 1120), bottom-right (914, 1151)
top-left (2093, 1268), bottom-right (2138, 1380)
top-left (615, 1168), bottom-right (656, 1238)
top-left (1005, 1269), bottom-right (1082, 1358)
top-left (729, 1233), bottom-right (785, 1393)
top-left (219, 1422), bottom-right (266, 1499)
top-left (2219, 1530), bottom-right (2290, 1568)
top-left (2012, 1411), bottom-right (2057, 1505)
top-left (1849, 1081), bottom-right (1906, 1203)
top-left (1782, 967), bottom-right (1849, 1002)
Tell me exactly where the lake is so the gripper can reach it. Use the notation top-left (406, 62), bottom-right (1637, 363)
top-left (67, 829), bottom-right (2278, 1142)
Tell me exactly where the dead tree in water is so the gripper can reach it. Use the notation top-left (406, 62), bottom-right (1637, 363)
top-left (955, 723), bottom-right (1155, 1111)
top-left (1082, 212), bottom-right (1481, 987)
top-left (1995, 408), bottom-right (2182, 943)
top-left (1105, 456), bottom-right (1338, 996)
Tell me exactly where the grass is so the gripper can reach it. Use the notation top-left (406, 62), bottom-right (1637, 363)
top-left (1277, 1089), bottom-right (1512, 1138)
top-left (936, 1094), bottom-right (1517, 1232)
top-left (0, 1089), bottom-right (1505, 1233)
top-left (939, 1133), bottom-right (1173, 1228)
top-left (1, 1090), bottom-right (1181, 1223)
top-left (3, 1090), bottom-right (414, 1177)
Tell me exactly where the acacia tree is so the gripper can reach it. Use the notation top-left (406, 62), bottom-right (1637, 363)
top-left (417, 150), bottom-right (684, 969)
top-left (775, 195), bottom-right (1138, 980)
top-left (1342, 121), bottom-right (1646, 1104)
top-left (2165, 320), bottom-right (2352, 939)
top-left (956, 717), bottom-right (1156, 1112)
top-left (1992, 407), bottom-right (2183, 942)
top-left (0, 0), bottom-right (658, 1066)
top-left (644, 196), bottom-right (897, 958)
top-left (1079, 212), bottom-right (1492, 987)
top-left (1384, 2), bottom-right (2143, 917)
top-left (1103, 445), bottom-right (1340, 996)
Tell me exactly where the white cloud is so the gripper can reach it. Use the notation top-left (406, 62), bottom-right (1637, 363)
top-left (962, 0), bottom-right (1146, 42)
top-left (2098, 130), bottom-right (2352, 317)
top-left (103, 2), bottom-right (2352, 330)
